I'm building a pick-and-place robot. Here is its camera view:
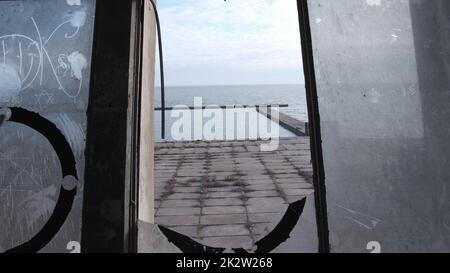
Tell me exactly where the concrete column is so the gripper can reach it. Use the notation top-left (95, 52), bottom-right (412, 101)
top-left (139, 0), bottom-right (157, 225)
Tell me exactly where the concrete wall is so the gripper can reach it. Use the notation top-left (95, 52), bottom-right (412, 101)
top-left (137, 0), bottom-right (163, 253)
top-left (308, 0), bottom-right (450, 252)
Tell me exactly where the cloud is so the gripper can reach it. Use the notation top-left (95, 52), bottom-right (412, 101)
top-left (156, 0), bottom-right (304, 86)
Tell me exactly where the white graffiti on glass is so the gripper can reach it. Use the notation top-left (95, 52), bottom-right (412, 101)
top-left (0, 11), bottom-right (88, 100)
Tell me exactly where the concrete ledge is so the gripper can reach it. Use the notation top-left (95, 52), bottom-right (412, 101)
top-left (256, 107), bottom-right (309, 136)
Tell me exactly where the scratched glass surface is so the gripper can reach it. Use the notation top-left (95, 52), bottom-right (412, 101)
top-left (309, 0), bottom-right (450, 252)
top-left (0, 0), bottom-right (96, 253)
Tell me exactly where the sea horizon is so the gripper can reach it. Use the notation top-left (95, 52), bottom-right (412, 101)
top-left (154, 84), bottom-right (308, 142)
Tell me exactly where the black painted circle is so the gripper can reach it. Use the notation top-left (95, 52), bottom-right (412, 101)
top-left (3, 107), bottom-right (78, 253)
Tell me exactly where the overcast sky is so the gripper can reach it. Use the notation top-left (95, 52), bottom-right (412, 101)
top-left (155, 0), bottom-right (304, 86)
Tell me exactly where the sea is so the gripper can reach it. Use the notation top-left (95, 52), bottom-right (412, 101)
top-left (154, 84), bottom-right (308, 142)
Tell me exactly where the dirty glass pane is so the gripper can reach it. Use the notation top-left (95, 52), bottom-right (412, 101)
top-left (308, 0), bottom-right (450, 252)
top-left (0, 0), bottom-right (96, 253)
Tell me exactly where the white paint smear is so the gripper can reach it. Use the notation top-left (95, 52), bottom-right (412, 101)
top-left (70, 10), bottom-right (86, 28)
top-left (0, 63), bottom-right (21, 101)
top-left (366, 0), bottom-right (382, 6)
top-left (66, 0), bottom-right (81, 6)
top-left (67, 51), bottom-right (87, 81)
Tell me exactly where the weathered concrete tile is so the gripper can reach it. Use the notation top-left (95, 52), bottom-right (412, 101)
top-left (250, 223), bottom-right (271, 236)
top-left (166, 193), bottom-right (202, 200)
top-left (242, 175), bottom-right (273, 180)
top-left (200, 214), bottom-right (248, 225)
top-left (179, 182), bottom-right (204, 187)
top-left (180, 163), bottom-right (206, 168)
top-left (200, 225), bottom-right (250, 237)
top-left (173, 187), bottom-right (202, 193)
top-left (173, 177), bottom-right (202, 183)
top-left (248, 213), bottom-right (280, 223)
top-left (270, 169), bottom-right (298, 175)
top-left (154, 193), bottom-right (163, 200)
top-left (246, 146), bottom-right (260, 152)
top-left (245, 184), bottom-right (277, 191)
top-left (277, 182), bottom-right (313, 190)
top-left (154, 137), bottom-right (312, 247)
top-left (247, 197), bottom-right (285, 206)
top-left (214, 174), bottom-right (241, 181)
top-left (247, 203), bottom-right (288, 214)
top-left (177, 172), bottom-right (206, 177)
top-left (283, 189), bottom-right (314, 196)
top-left (202, 236), bottom-right (253, 249)
top-left (207, 186), bottom-right (241, 192)
top-left (204, 198), bottom-right (244, 207)
top-left (156, 215), bottom-right (200, 226)
top-left (155, 186), bottom-right (168, 193)
top-left (157, 207), bottom-right (201, 216)
top-left (160, 199), bottom-right (200, 208)
top-left (275, 178), bottom-right (308, 184)
top-left (244, 179), bottom-right (275, 185)
top-left (206, 191), bottom-right (242, 199)
top-left (246, 190), bottom-right (280, 198)
top-left (203, 206), bottom-right (246, 215)
top-left (274, 174), bottom-right (306, 179)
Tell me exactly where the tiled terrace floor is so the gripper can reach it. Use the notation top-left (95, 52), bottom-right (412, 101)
top-left (155, 137), bottom-right (314, 249)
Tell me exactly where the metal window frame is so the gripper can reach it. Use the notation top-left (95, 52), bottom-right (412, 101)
top-left (81, 0), bottom-right (144, 253)
top-left (297, 0), bottom-right (330, 253)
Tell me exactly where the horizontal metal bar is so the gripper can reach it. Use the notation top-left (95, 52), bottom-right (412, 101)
top-left (155, 104), bottom-right (289, 111)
